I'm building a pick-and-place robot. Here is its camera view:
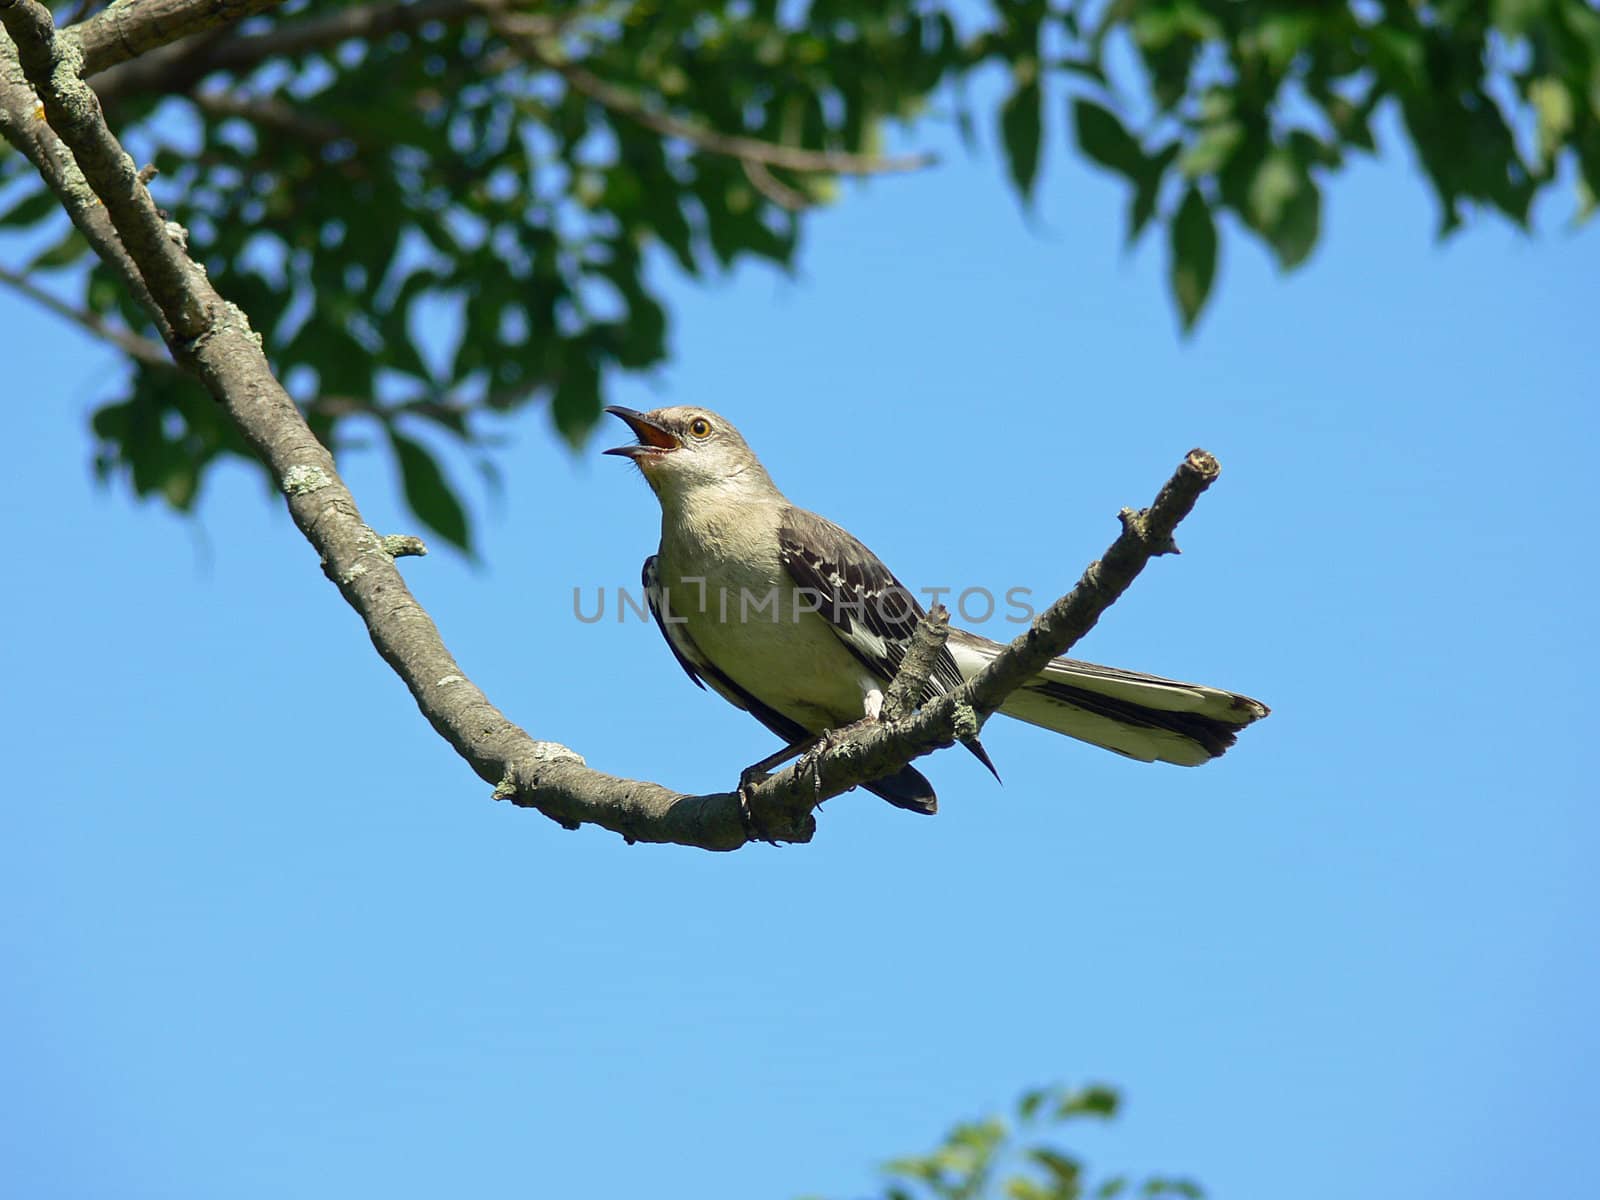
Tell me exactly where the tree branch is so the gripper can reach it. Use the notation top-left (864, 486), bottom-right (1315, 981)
top-left (0, 1), bottom-right (1226, 853)
top-left (85, 0), bottom-right (492, 103)
top-left (740, 159), bottom-right (812, 211)
top-left (4, 2), bottom-right (207, 335)
top-left (0, 60), bottom-right (174, 347)
top-left (66, 0), bottom-right (286, 78)
top-left (502, 27), bottom-right (937, 179)
top-left (192, 87), bottom-right (355, 145)
top-left (195, 0), bottom-right (486, 66)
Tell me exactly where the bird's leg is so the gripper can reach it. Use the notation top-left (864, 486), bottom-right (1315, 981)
top-left (741, 737), bottom-right (817, 783)
top-left (799, 711), bottom-right (884, 799)
top-left (737, 710), bottom-right (885, 831)
top-left (736, 736), bottom-right (822, 837)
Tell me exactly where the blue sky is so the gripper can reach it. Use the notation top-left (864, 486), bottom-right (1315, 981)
top-left (3, 82), bottom-right (1596, 1200)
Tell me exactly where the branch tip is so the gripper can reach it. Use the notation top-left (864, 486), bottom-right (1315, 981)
top-left (1184, 448), bottom-right (1221, 480)
top-left (882, 603), bottom-right (951, 722)
top-left (381, 533), bottom-right (428, 559)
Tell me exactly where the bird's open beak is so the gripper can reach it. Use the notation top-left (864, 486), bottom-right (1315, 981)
top-left (602, 406), bottom-right (680, 459)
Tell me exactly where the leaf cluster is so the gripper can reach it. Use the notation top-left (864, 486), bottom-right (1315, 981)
top-left (810, 1083), bottom-right (1203, 1200)
top-left (4, 0), bottom-right (1594, 547)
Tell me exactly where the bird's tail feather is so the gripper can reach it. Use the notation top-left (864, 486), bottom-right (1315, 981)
top-left (864, 764), bottom-right (938, 814)
top-left (946, 629), bottom-right (1268, 767)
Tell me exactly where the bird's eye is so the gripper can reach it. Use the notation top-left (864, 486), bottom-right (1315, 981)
top-left (688, 417), bottom-right (712, 439)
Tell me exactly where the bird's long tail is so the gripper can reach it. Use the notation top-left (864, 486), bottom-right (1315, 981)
top-left (946, 629), bottom-right (1268, 766)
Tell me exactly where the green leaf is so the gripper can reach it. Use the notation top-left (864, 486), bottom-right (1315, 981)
top-left (948, 1116), bottom-right (1006, 1153)
top-left (1255, 11), bottom-right (1321, 71)
top-left (884, 1155), bottom-right (945, 1184)
top-left (1168, 186), bottom-right (1217, 331)
top-left (0, 185), bottom-right (57, 228)
top-left (1018, 1088), bottom-right (1050, 1122)
top-left (1288, 129), bottom-right (1341, 170)
top-left (1058, 1084), bottom-right (1121, 1120)
top-left (86, 268), bottom-right (122, 317)
top-left (1368, 26), bottom-right (1426, 93)
top-left (1073, 98), bottom-right (1144, 180)
top-left (1323, 94), bottom-right (1377, 154)
top-left (1128, 143), bottom-right (1180, 246)
top-left (1055, 56), bottom-right (1108, 87)
top-left (1141, 1178), bottom-right (1204, 1198)
top-left (1246, 151), bottom-right (1299, 232)
top-left (1133, 4), bottom-right (1222, 50)
top-left (1179, 121), bottom-right (1243, 178)
top-left (1530, 77), bottom-right (1575, 164)
top-left (1028, 1147), bottom-right (1083, 1187)
top-left (161, 457), bottom-right (200, 509)
top-left (1001, 72), bottom-right (1044, 202)
top-left (389, 428), bottom-right (472, 553)
top-left (1491, 0), bottom-right (1550, 36)
top-left (26, 227), bottom-right (89, 271)
top-left (1270, 172), bottom-right (1320, 269)
top-left (551, 354), bottom-right (601, 446)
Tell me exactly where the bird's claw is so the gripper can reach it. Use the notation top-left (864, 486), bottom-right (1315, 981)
top-left (736, 764), bottom-right (770, 839)
top-left (797, 728), bottom-right (838, 801)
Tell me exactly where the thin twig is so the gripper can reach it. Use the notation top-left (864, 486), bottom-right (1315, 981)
top-left (0, 262), bottom-right (175, 368)
top-left (199, 0), bottom-right (487, 67)
top-left (86, 0), bottom-right (492, 101)
top-left (193, 89), bottom-right (354, 144)
top-left (740, 160), bottom-right (809, 210)
top-left (882, 604), bottom-right (951, 722)
top-left (67, 0), bottom-right (287, 77)
top-left (62, 0), bottom-right (105, 27)
top-left (510, 33), bottom-right (936, 178)
top-left (306, 378), bottom-right (533, 424)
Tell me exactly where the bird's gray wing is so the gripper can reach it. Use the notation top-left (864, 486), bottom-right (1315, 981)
top-left (777, 509), bottom-right (997, 781)
top-left (776, 507), bottom-right (964, 701)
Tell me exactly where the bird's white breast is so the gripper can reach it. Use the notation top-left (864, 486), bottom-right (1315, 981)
top-left (657, 502), bottom-right (874, 733)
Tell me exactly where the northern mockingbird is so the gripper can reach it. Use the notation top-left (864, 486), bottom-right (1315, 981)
top-left (605, 405), bottom-right (1268, 813)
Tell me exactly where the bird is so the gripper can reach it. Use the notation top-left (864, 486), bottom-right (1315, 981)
top-left (604, 404), bottom-right (1268, 814)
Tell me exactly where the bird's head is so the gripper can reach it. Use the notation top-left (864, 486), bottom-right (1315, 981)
top-left (603, 405), bottom-right (769, 500)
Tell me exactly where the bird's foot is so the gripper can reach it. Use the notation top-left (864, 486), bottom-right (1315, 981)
top-left (736, 763), bottom-right (774, 841)
top-left (797, 731), bottom-right (828, 801)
